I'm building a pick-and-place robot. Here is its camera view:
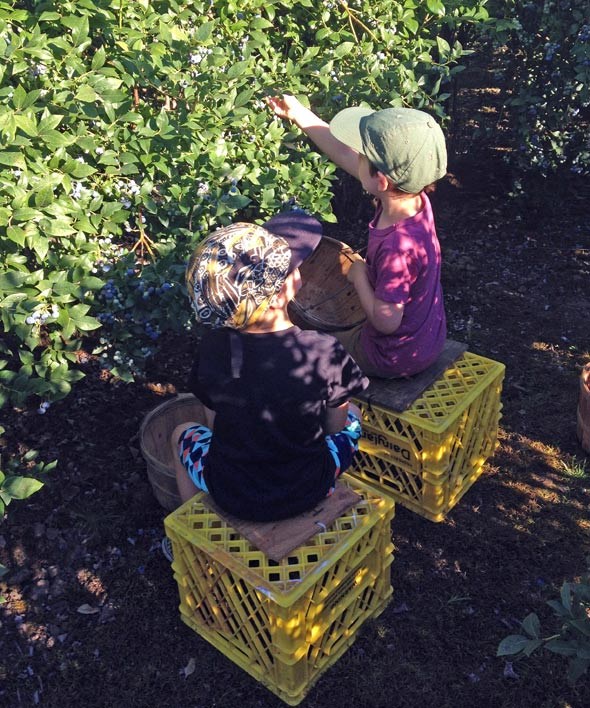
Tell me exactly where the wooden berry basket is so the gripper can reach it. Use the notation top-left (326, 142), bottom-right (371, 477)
top-left (288, 236), bottom-right (366, 332)
top-left (140, 394), bottom-right (206, 511)
top-left (577, 363), bottom-right (590, 454)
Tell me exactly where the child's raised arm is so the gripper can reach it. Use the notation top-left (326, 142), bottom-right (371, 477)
top-left (267, 94), bottom-right (360, 179)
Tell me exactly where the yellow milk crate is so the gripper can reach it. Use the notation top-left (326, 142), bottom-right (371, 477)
top-left (164, 476), bottom-right (395, 706)
top-left (352, 351), bottom-right (505, 522)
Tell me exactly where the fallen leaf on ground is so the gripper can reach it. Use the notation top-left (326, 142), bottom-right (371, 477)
top-left (180, 657), bottom-right (196, 678)
top-left (503, 661), bottom-right (519, 680)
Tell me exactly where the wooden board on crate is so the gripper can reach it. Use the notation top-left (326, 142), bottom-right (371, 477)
top-left (201, 481), bottom-right (361, 562)
top-left (357, 339), bottom-right (468, 412)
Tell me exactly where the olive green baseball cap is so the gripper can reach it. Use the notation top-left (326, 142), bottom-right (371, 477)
top-left (329, 106), bottom-right (447, 194)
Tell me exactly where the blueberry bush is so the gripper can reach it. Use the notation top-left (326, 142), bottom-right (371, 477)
top-left (0, 423), bottom-right (55, 569)
top-left (0, 424), bottom-right (55, 518)
top-left (486, 0), bottom-right (590, 177)
top-left (0, 0), bottom-right (493, 414)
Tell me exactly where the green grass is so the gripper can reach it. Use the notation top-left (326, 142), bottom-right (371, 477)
top-left (559, 456), bottom-right (588, 479)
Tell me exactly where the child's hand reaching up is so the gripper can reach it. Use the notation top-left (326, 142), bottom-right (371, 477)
top-left (265, 94), bottom-right (361, 181)
top-left (266, 94), bottom-right (306, 123)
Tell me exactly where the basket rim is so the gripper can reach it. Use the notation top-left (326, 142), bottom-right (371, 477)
top-left (139, 393), bottom-right (202, 463)
top-left (290, 237), bottom-right (365, 330)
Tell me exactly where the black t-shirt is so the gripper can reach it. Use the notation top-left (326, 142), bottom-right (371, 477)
top-left (188, 326), bottom-right (368, 521)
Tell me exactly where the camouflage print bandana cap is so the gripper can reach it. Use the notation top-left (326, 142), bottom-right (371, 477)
top-left (186, 222), bottom-right (292, 330)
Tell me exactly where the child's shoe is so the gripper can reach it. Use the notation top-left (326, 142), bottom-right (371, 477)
top-left (161, 537), bottom-right (174, 562)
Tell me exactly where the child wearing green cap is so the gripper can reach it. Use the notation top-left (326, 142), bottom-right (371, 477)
top-left (171, 214), bottom-right (369, 523)
top-left (267, 95), bottom-right (448, 379)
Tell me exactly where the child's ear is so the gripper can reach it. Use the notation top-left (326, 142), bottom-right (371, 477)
top-left (272, 270), bottom-right (299, 307)
top-left (268, 278), bottom-right (290, 309)
top-left (376, 171), bottom-right (392, 192)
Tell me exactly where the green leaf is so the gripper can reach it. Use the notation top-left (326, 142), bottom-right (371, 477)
top-left (0, 152), bottom-right (26, 170)
top-left (521, 613), bottom-right (541, 639)
top-left (60, 316), bottom-right (75, 340)
top-left (436, 36), bottom-right (451, 57)
top-left (79, 276), bottom-right (104, 290)
top-left (546, 639), bottom-right (578, 656)
top-left (196, 21), bottom-right (215, 42)
top-left (12, 85), bottom-right (27, 110)
top-left (110, 366), bottom-right (135, 383)
top-left (91, 46), bottom-right (106, 71)
top-left (41, 130), bottom-right (76, 150)
top-left (73, 215), bottom-right (98, 234)
top-left (22, 449), bottom-right (39, 463)
top-left (426, 0), bottom-right (445, 15)
top-left (0, 270), bottom-right (28, 291)
top-left (38, 113), bottom-right (64, 134)
top-left (522, 638), bottom-right (543, 657)
top-left (61, 14), bottom-right (90, 47)
top-left (227, 61), bottom-right (249, 80)
top-left (22, 88), bottom-right (44, 108)
top-left (561, 582), bottom-right (573, 613)
top-left (547, 599), bottom-right (570, 617)
top-left (75, 85), bottom-right (99, 103)
top-left (6, 226), bottom-right (26, 247)
top-left (334, 42), bottom-right (355, 60)
top-left (63, 160), bottom-right (97, 179)
top-left (69, 303), bottom-right (96, 320)
top-left (315, 28), bottom-right (332, 42)
top-left (70, 315), bottom-right (101, 332)
top-left (60, 369), bottom-right (84, 384)
top-left (1, 476), bottom-right (44, 500)
top-left (43, 220), bottom-right (76, 237)
top-left (15, 113), bottom-right (38, 137)
top-left (250, 16), bottom-right (272, 30)
top-left (35, 187), bottom-right (55, 208)
top-left (497, 634), bottom-right (529, 656)
top-left (38, 11), bottom-right (61, 21)
top-left (234, 89), bottom-right (255, 108)
top-left (567, 656), bottom-right (590, 684)
top-left (28, 232), bottom-right (49, 260)
top-left (13, 208), bottom-right (43, 222)
top-left (569, 619), bottom-right (590, 637)
top-left (0, 293), bottom-right (27, 312)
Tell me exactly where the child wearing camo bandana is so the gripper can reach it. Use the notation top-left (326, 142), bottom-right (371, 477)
top-left (268, 95), bottom-right (448, 379)
top-left (171, 213), bottom-right (369, 522)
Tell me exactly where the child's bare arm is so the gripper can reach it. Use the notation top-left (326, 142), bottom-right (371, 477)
top-left (267, 94), bottom-right (360, 179)
top-left (324, 401), bottom-right (350, 434)
top-left (347, 261), bottom-right (404, 334)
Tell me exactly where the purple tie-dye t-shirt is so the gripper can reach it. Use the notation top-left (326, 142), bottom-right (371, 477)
top-left (360, 193), bottom-right (446, 377)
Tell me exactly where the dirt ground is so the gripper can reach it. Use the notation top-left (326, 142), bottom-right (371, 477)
top-left (1, 78), bottom-right (590, 707)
